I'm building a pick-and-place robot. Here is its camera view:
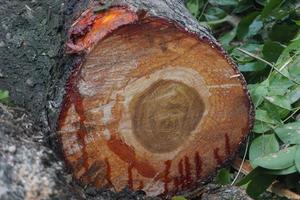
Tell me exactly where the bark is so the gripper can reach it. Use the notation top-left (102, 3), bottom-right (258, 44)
top-left (0, 0), bottom-right (254, 199)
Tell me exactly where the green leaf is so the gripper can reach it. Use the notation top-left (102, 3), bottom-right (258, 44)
top-left (262, 41), bottom-right (285, 63)
top-left (265, 95), bottom-right (292, 110)
top-left (289, 86), bottom-right (300, 104)
top-left (231, 43), bottom-right (262, 63)
top-left (276, 38), bottom-right (300, 68)
top-left (237, 12), bottom-right (260, 40)
top-left (234, 0), bottom-right (253, 13)
top-left (262, 100), bottom-right (291, 120)
top-left (275, 122), bottom-right (300, 144)
top-left (238, 61), bottom-right (266, 72)
top-left (219, 27), bottom-right (237, 50)
top-left (295, 146), bottom-right (300, 173)
top-left (261, 0), bottom-right (285, 19)
top-left (208, 0), bottom-right (239, 6)
top-left (236, 167), bottom-right (265, 186)
top-left (0, 90), bottom-right (10, 105)
top-left (204, 7), bottom-right (227, 21)
top-left (253, 121), bottom-right (272, 133)
top-left (269, 22), bottom-right (299, 43)
top-left (247, 16), bottom-right (264, 38)
top-left (252, 146), bottom-right (297, 170)
top-left (249, 81), bottom-right (269, 107)
top-left (186, 0), bottom-right (201, 16)
top-left (246, 174), bottom-right (276, 198)
top-left (255, 109), bottom-right (277, 124)
top-left (268, 76), bottom-right (293, 96)
top-left (215, 168), bottom-right (231, 185)
top-left (266, 165), bottom-right (298, 175)
top-left (249, 134), bottom-right (280, 167)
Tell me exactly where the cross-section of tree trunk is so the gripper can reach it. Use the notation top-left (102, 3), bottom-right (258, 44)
top-left (57, 0), bottom-right (254, 196)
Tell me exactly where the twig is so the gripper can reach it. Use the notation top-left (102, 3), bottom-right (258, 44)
top-left (237, 48), bottom-right (300, 85)
top-left (231, 136), bottom-right (249, 185)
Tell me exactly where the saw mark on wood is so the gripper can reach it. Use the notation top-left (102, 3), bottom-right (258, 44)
top-left (194, 151), bottom-right (202, 179)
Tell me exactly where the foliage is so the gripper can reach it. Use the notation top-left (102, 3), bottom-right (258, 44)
top-left (186, 0), bottom-right (300, 198)
top-left (0, 89), bottom-right (10, 105)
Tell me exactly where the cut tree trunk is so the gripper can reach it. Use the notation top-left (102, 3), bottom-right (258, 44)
top-left (56, 0), bottom-right (254, 197)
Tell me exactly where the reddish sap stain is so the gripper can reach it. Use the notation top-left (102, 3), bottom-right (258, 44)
top-left (138, 181), bottom-right (144, 190)
top-left (194, 152), bottom-right (202, 179)
top-left (128, 164), bottom-right (133, 189)
top-left (225, 133), bottom-right (231, 155)
top-left (164, 160), bottom-right (172, 193)
top-left (184, 156), bottom-right (192, 185)
top-left (213, 148), bottom-right (222, 165)
top-left (66, 8), bottom-right (138, 54)
top-left (173, 177), bottom-right (180, 194)
top-left (58, 60), bottom-right (89, 171)
top-left (105, 158), bottom-right (112, 185)
top-left (106, 95), bottom-right (156, 178)
top-left (178, 159), bottom-right (184, 189)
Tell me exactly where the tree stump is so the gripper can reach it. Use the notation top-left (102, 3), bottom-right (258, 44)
top-left (57, 0), bottom-right (254, 196)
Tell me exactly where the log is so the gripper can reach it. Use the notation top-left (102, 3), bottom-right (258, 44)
top-left (56, 0), bottom-right (254, 196)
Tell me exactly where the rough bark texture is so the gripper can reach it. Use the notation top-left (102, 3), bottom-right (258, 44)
top-left (0, 0), bottom-right (253, 199)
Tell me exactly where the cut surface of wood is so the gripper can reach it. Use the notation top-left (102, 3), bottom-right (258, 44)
top-left (58, 5), bottom-right (253, 196)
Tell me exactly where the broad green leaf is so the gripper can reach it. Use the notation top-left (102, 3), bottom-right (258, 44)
top-left (268, 76), bottom-right (293, 96)
top-left (215, 168), bottom-right (231, 185)
top-left (261, 0), bottom-right (285, 19)
top-left (275, 122), bottom-right (300, 144)
top-left (269, 22), bottom-right (299, 43)
top-left (208, 0), bottom-right (238, 6)
top-left (253, 121), bottom-right (272, 134)
top-left (0, 90), bottom-right (9, 104)
top-left (249, 134), bottom-right (279, 167)
top-left (266, 165), bottom-right (298, 175)
top-left (262, 41), bottom-right (285, 63)
top-left (247, 16), bottom-right (263, 38)
top-left (289, 86), bottom-right (300, 104)
top-left (219, 27), bottom-right (237, 50)
top-left (262, 100), bottom-right (291, 120)
top-left (295, 146), bottom-right (300, 173)
top-left (186, 0), bottom-right (201, 16)
top-left (255, 109), bottom-right (277, 124)
top-left (265, 95), bottom-right (292, 110)
top-left (246, 174), bottom-right (276, 198)
top-left (276, 38), bottom-right (300, 68)
top-left (252, 146), bottom-right (296, 170)
top-left (238, 61), bottom-right (266, 72)
top-left (236, 167), bottom-right (266, 186)
top-left (204, 7), bottom-right (227, 21)
top-left (237, 12), bottom-right (260, 40)
top-left (249, 80), bottom-right (269, 107)
top-left (231, 43), bottom-right (262, 63)
top-left (234, 0), bottom-right (253, 13)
